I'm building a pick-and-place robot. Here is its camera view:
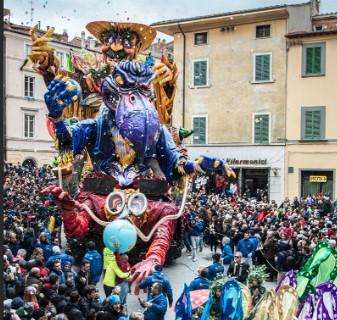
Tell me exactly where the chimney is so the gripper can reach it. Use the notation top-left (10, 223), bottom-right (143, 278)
top-left (62, 29), bottom-right (68, 42)
top-left (81, 31), bottom-right (85, 49)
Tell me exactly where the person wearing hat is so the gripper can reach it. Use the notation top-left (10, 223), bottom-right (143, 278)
top-left (138, 265), bottom-right (173, 308)
top-left (46, 245), bottom-right (74, 269)
top-left (100, 294), bottom-right (126, 320)
top-left (189, 266), bottom-right (210, 291)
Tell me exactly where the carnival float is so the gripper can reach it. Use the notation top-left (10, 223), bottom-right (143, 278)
top-left (27, 21), bottom-right (236, 291)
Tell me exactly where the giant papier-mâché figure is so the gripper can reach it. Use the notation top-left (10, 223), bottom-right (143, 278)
top-left (28, 21), bottom-right (236, 291)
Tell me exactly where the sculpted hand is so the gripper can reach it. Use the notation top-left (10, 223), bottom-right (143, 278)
top-left (29, 25), bottom-right (59, 71)
top-left (41, 185), bottom-right (81, 211)
top-left (130, 257), bottom-right (158, 295)
top-left (153, 55), bottom-right (176, 86)
top-left (44, 75), bottom-right (80, 118)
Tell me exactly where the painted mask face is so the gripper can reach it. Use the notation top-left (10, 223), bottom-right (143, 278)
top-left (101, 60), bottom-right (159, 156)
top-left (101, 29), bottom-right (140, 62)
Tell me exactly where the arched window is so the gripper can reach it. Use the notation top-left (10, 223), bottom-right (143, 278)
top-left (22, 158), bottom-right (37, 168)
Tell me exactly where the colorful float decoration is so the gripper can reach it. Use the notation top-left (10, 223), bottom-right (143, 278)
top-left (27, 21), bottom-right (236, 289)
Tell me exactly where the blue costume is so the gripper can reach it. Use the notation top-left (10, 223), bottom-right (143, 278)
top-left (84, 250), bottom-right (103, 285)
top-left (189, 276), bottom-right (210, 291)
top-left (139, 270), bottom-right (173, 306)
top-left (222, 243), bottom-right (234, 265)
top-left (46, 252), bottom-right (74, 269)
top-left (237, 238), bottom-right (254, 258)
top-left (207, 261), bottom-right (225, 281)
top-left (143, 292), bottom-right (168, 320)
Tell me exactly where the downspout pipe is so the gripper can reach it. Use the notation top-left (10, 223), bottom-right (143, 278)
top-left (178, 23), bottom-right (186, 128)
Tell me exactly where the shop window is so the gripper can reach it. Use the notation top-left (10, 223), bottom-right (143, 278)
top-left (192, 59), bottom-right (208, 86)
top-left (301, 170), bottom-right (333, 198)
top-left (254, 114), bottom-right (270, 144)
top-left (254, 53), bottom-right (272, 82)
top-left (192, 116), bottom-right (207, 144)
top-left (194, 32), bottom-right (208, 45)
top-left (24, 75), bottom-right (35, 98)
top-left (301, 107), bottom-right (325, 140)
top-left (302, 42), bottom-right (325, 76)
top-left (24, 113), bottom-right (35, 138)
top-left (256, 25), bottom-right (271, 38)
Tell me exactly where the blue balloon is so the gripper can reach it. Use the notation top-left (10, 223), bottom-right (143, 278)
top-left (103, 219), bottom-right (137, 254)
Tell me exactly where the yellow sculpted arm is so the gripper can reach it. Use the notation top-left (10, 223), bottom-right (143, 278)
top-left (153, 55), bottom-right (178, 125)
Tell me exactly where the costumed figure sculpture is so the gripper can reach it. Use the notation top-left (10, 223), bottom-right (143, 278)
top-left (27, 21), bottom-right (236, 291)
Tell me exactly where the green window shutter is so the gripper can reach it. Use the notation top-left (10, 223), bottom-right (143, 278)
top-left (254, 114), bottom-right (269, 144)
top-left (255, 55), bottom-right (270, 81)
top-left (193, 117), bottom-right (206, 144)
top-left (193, 61), bottom-right (207, 86)
top-left (304, 110), bottom-right (321, 139)
top-left (305, 46), bottom-right (322, 75)
top-left (313, 46), bottom-right (321, 74)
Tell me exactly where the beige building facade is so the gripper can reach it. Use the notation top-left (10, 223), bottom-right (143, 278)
top-left (153, 2), bottom-right (319, 203)
top-left (4, 19), bottom-right (100, 166)
top-left (285, 15), bottom-right (337, 199)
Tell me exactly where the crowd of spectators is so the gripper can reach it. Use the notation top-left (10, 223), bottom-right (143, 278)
top-left (3, 162), bottom-right (337, 319)
top-left (3, 163), bottom-right (173, 320)
top-left (182, 186), bottom-right (337, 293)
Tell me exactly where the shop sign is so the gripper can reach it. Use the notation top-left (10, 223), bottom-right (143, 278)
top-left (309, 175), bottom-right (327, 183)
top-left (226, 158), bottom-right (267, 166)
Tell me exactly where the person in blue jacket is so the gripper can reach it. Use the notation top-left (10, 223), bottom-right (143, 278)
top-left (222, 237), bottom-right (234, 265)
top-left (139, 265), bottom-right (173, 307)
top-left (35, 232), bottom-right (53, 261)
top-left (206, 253), bottom-right (224, 281)
top-left (46, 246), bottom-right (74, 269)
top-left (190, 215), bottom-right (206, 262)
top-left (83, 241), bottom-right (103, 285)
top-left (49, 259), bottom-right (65, 284)
top-left (237, 231), bottom-right (255, 259)
top-left (139, 282), bottom-right (167, 320)
top-left (189, 267), bottom-right (210, 291)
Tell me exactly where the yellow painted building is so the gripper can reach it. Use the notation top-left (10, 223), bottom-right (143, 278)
top-left (285, 15), bottom-right (337, 199)
top-left (153, 2), bottom-right (319, 203)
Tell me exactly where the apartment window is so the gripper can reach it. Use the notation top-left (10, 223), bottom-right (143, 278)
top-left (194, 32), bottom-right (208, 45)
top-left (24, 114), bottom-right (35, 138)
top-left (55, 51), bottom-right (65, 68)
top-left (24, 75), bottom-right (35, 98)
top-left (302, 43), bottom-right (325, 76)
top-left (24, 43), bottom-right (32, 56)
top-left (254, 114), bottom-right (270, 144)
top-left (193, 60), bottom-right (208, 86)
top-left (301, 107), bottom-right (325, 140)
top-left (256, 25), bottom-right (271, 38)
top-left (254, 53), bottom-right (272, 82)
top-left (192, 116), bottom-right (207, 144)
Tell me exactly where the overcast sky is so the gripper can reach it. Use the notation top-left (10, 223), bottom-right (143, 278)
top-left (4, 0), bottom-right (337, 40)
